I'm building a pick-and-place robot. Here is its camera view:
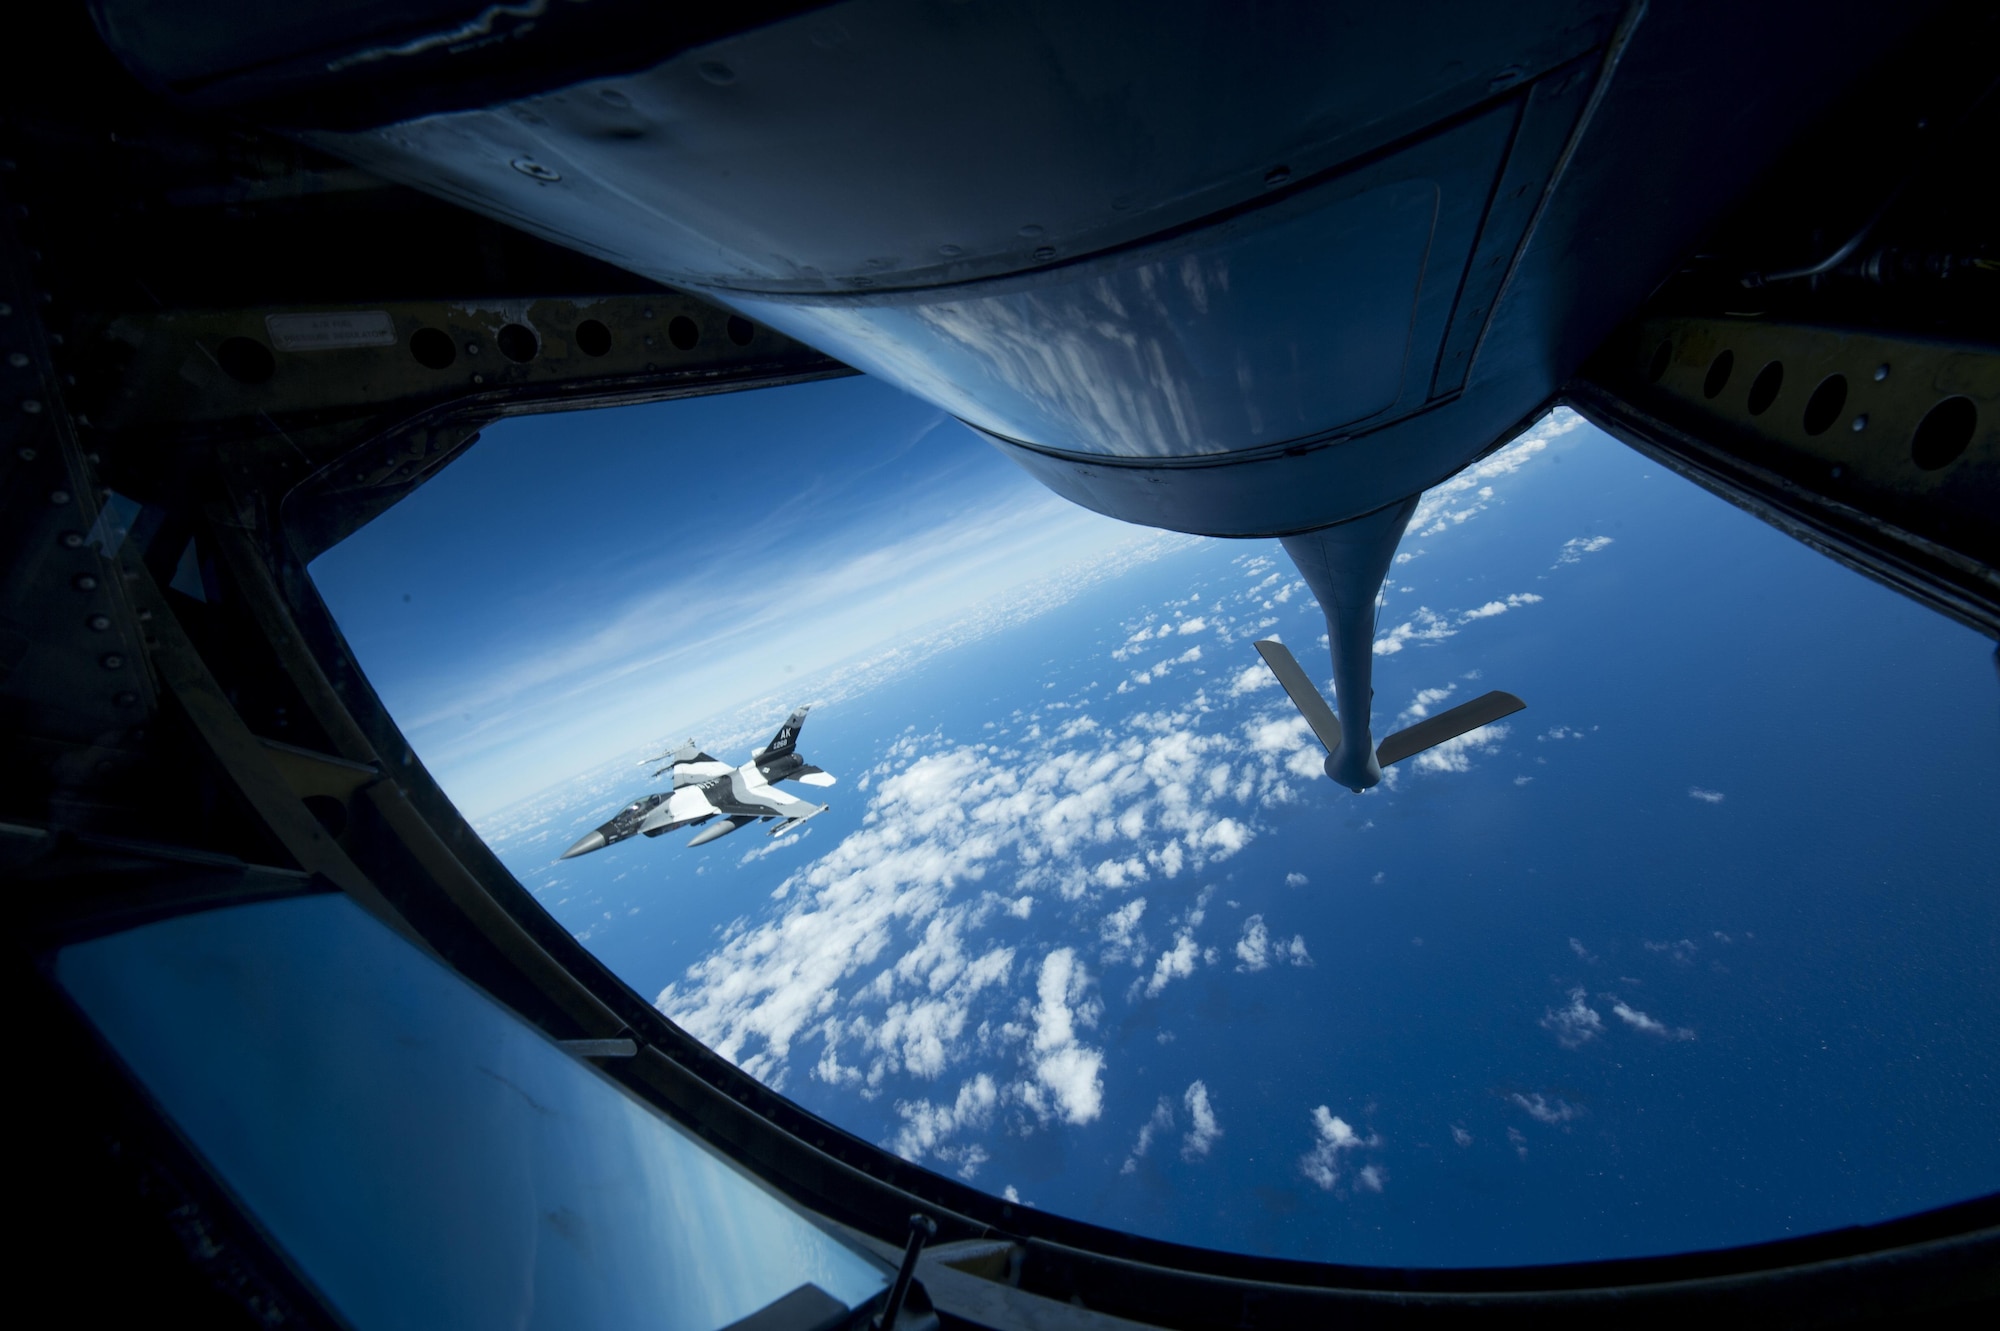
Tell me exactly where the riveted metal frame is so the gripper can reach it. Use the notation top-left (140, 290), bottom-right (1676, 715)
top-left (1572, 317), bottom-right (1998, 638)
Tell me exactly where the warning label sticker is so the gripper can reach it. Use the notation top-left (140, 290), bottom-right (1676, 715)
top-left (265, 310), bottom-right (398, 352)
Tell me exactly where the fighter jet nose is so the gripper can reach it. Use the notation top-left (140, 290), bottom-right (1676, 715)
top-left (559, 830), bottom-right (607, 860)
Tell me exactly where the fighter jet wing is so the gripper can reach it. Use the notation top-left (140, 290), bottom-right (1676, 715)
top-left (699, 776), bottom-right (820, 821)
top-left (753, 786), bottom-right (824, 822)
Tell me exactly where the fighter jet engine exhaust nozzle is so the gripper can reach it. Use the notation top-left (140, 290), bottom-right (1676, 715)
top-left (1259, 498), bottom-right (1525, 792)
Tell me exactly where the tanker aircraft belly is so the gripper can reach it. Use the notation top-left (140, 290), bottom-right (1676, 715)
top-left (559, 706), bottom-right (834, 859)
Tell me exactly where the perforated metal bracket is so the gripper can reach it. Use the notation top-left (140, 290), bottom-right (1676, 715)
top-left (1571, 315), bottom-right (1998, 638)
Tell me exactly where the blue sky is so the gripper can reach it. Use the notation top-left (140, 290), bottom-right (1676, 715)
top-left (313, 377), bottom-right (1153, 817)
top-left (313, 380), bottom-right (2000, 1267)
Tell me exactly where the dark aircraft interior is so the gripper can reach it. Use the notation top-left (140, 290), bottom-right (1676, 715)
top-left (2, 1), bottom-right (1995, 1326)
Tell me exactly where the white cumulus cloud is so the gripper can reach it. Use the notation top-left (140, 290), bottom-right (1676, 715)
top-left (1230, 663), bottom-right (1278, 696)
top-left (1459, 592), bottom-right (1544, 621)
top-left (1511, 1092), bottom-right (1582, 1125)
top-left (1612, 1001), bottom-right (1695, 1041)
top-left (1541, 986), bottom-right (1604, 1049)
top-left (1121, 1096), bottom-right (1174, 1174)
top-left (1235, 915), bottom-right (1273, 972)
top-left (656, 700), bottom-right (1271, 1100)
top-left (1300, 1106), bottom-right (1382, 1191)
top-left (1402, 685), bottom-right (1456, 720)
top-left (1025, 948), bottom-right (1106, 1125)
top-left (1557, 535), bottom-right (1614, 565)
top-left (1238, 914), bottom-right (1313, 971)
top-left (1145, 930), bottom-right (1201, 997)
top-left (1100, 898), bottom-right (1148, 966)
top-left (1181, 1080), bottom-right (1221, 1160)
top-left (893, 1073), bottom-right (998, 1165)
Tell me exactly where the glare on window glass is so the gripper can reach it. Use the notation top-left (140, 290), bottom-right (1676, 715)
top-left (310, 374), bottom-right (2000, 1268)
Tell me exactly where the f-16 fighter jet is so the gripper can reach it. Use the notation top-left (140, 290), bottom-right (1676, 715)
top-left (558, 706), bottom-right (835, 859)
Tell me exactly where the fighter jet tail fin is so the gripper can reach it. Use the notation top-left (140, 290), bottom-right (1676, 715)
top-left (752, 705), bottom-right (811, 762)
top-left (1375, 692), bottom-right (1526, 768)
top-left (1254, 640), bottom-right (1342, 754)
